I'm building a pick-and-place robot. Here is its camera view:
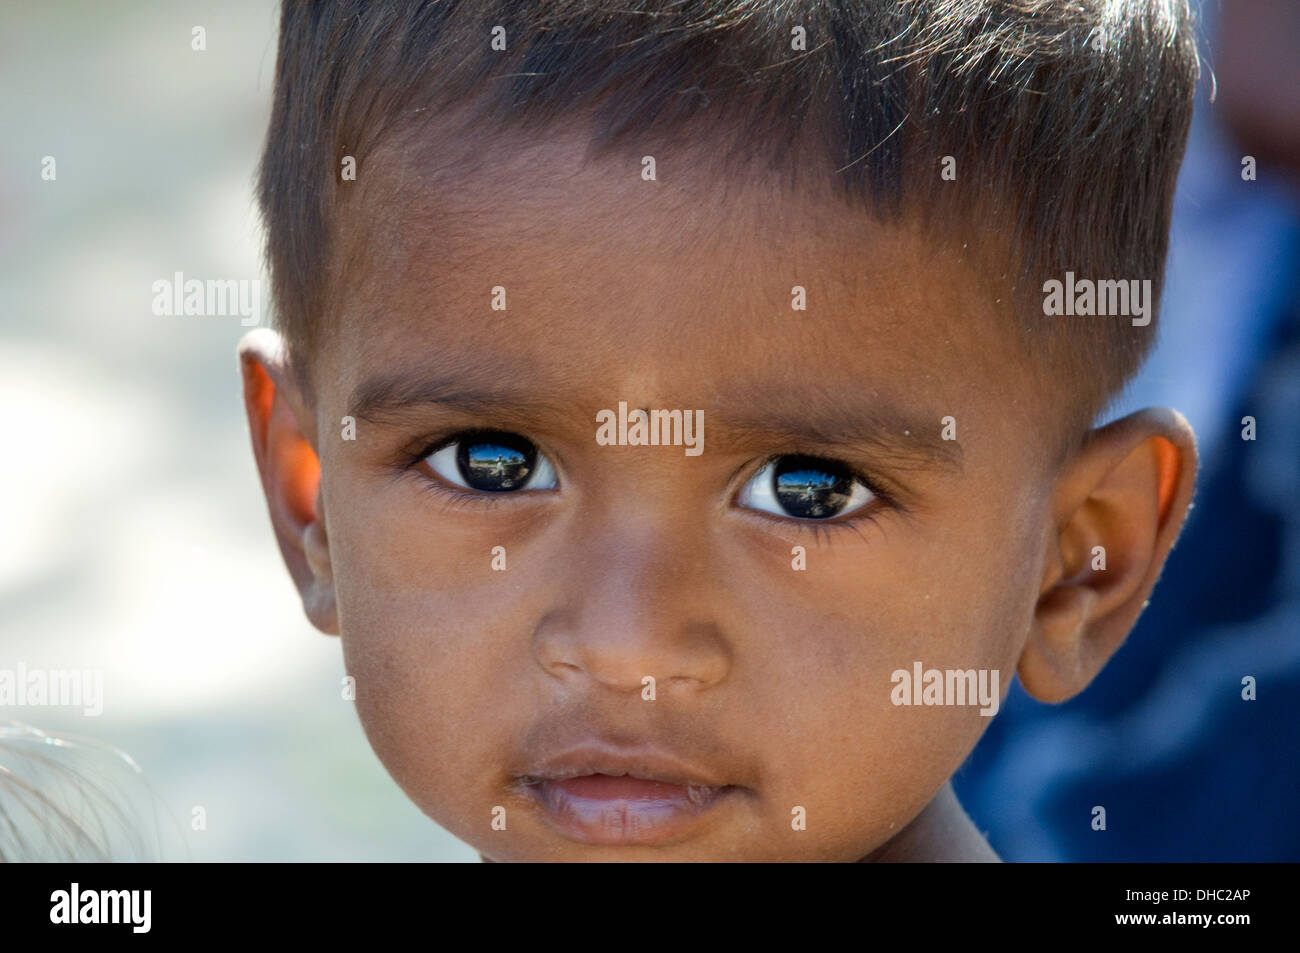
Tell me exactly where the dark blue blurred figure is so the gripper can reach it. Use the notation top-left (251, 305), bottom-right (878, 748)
top-left (954, 0), bottom-right (1300, 861)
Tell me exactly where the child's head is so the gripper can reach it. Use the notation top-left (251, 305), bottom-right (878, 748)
top-left (241, 0), bottom-right (1200, 860)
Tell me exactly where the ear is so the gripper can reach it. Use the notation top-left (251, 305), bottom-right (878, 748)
top-left (238, 329), bottom-right (339, 635)
top-left (1020, 408), bottom-right (1197, 702)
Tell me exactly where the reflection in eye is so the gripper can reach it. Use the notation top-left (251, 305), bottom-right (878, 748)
top-left (738, 455), bottom-right (876, 520)
top-left (424, 431), bottom-right (558, 493)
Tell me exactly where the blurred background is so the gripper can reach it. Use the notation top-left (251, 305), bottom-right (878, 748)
top-left (0, 0), bottom-right (474, 861)
top-left (1, 0), bottom-right (1296, 861)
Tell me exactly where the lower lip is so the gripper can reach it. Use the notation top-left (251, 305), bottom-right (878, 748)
top-left (527, 775), bottom-right (737, 846)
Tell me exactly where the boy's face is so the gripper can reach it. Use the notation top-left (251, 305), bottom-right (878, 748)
top-left (254, 128), bottom-right (1177, 861)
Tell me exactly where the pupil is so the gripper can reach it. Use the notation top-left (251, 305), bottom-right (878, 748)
top-left (773, 456), bottom-right (852, 519)
top-left (457, 433), bottom-right (536, 491)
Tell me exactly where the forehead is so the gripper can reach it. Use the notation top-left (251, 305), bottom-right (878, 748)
top-left (318, 122), bottom-right (1026, 428)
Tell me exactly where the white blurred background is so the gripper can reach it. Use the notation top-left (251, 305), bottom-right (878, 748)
top-left (0, 1), bottom-right (475, 861)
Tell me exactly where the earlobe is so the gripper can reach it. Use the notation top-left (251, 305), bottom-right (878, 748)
top-left (301, 513), bottom-right (339, 634)
top-left (1020, 409), bottom-right (1197, 703)
top-left (238, 330), bottom-right (339, 635)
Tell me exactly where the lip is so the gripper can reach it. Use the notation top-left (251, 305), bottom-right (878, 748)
top-left (513, 743), bottom-right (741, 846)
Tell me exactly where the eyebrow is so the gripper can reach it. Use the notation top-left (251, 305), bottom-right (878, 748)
top-left (347, 361), bottom-right (579, 424)
top-left (708, 399), bottom-right (963, 473)
top-left (347, 364), bottom-right (963, 472)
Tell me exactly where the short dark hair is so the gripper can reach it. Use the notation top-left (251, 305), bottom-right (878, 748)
top-left (258, 0), bottom-right (1200, 435)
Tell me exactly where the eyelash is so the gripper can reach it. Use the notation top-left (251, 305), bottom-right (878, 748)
top-left (737, 454), bottom-right (897, 543)
top-left (794, 514), bottom-right (882, 545)
top-left (413, 472), bottom-right (516, 511)
top-left (402, 433), bottom-right (545, 511)
top-left (402, 433), bottom-right (900, 534)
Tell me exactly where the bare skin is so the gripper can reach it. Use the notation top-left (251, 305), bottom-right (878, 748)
top-left (240, 123), bottom-right (1196, 861)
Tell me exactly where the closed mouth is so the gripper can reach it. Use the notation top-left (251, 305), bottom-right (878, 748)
top-left (511, 745), bottom-right (743, 846)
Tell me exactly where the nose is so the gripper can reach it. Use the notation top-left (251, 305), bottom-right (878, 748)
top-left (531, 511), bottom-right (732, 695)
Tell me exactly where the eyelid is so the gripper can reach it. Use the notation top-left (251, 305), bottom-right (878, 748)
top-left (764, 450), bottom-right (909, 513)
top-left (407, 425), bottom-right (566, 468)
top-left (747, 452), bottom-right (889, 501)
top-left (413, 428), bottom-right (490, 461)
top-left (413, 429), bottom-right (560, 495)
top-left (734, 453), bottom-right (889, 525)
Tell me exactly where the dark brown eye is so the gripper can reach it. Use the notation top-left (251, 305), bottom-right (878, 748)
top-left (738, 455), bottom-right (875, 520)
top-left (425, 431), bottom-right (557, 492)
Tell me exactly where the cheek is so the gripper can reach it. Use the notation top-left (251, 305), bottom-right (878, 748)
top-left (325, 486), bottom-right (543, 831)
top-left (334, 579), bottom-right (498, 832)
top-left (744, 617), bottom-right (998, 829)
top-left (731, 496), bottom-right (1039, 830)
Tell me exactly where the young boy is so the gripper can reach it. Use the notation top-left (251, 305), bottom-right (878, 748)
top-left (239, 0), bottom-right (1200, 861)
